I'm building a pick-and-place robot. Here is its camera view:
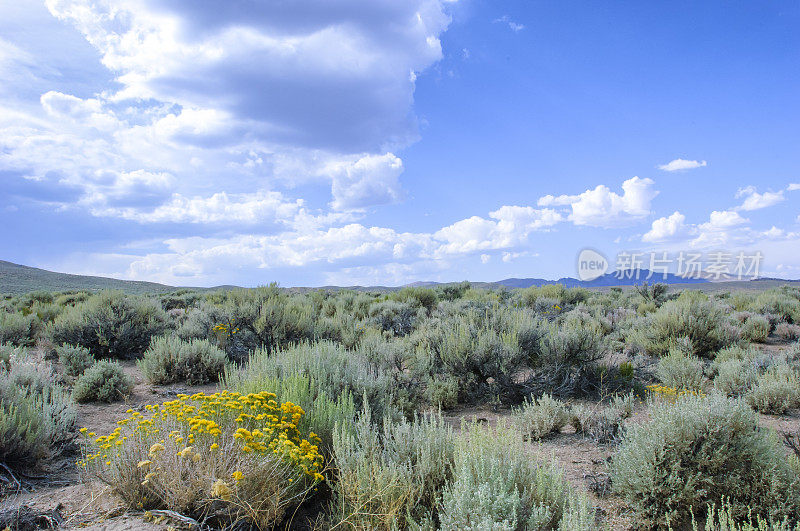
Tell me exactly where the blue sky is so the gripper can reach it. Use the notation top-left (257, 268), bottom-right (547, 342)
top-left (1, 0), bottom-right (799, 287)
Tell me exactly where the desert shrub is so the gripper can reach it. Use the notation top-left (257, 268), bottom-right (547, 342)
top-left (611, 394), bottom-right (800, 528)
top-left (746, 364), bottom-right (800, 414)
top-left (80, 391), bottom-right (324, 529)
top-left (438, 421), bottom-right (593, 530)
top-left (740, 314), bottom-right (771, 343)
top-left (369, 300), bottom-right (421, 336)
top-left (656, 346), bottom-right (705, 392)
top-left (56, 343), bottom-right (93, 377)
top-left (73, 360), bottom-right (133, 403)
top-left (0, 353), bottom-right (76, 471)
top-left (513, 394), bottom-right (570, 440)
top-left (139, 335), bottom-right (227, 385)
top-left (526, 323), bottom-right (606, 397)
top-left (570, 392), bottom-right (634, 444)
top-left (776, 323), bottom-right (800, 341)
top-left (330, 406), bottom-right (454, 529)
top-left (0, 311), bottom-right (38, 346)
top-left (627, 293), bottom-right (738, 358)
top-left (48, 291), bottom-right (169, 359)
top-left (412, 314), bottom-right (527, 403)
top-left (389, 286), bottom-right (439, 312)
top-left (714, 358), bottom-right (758, 398)
top-left (751, 290), bottom-right (800, 324)
top-left (693, 499), bottom-right (800, 530)
top-left (425, 375), bottom-right (459, 409)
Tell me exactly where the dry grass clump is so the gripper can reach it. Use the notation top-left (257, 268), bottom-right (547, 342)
top-left (80, 390), bottom-right (324, 528)
top-left (330, 406), bottom-right (454, 529)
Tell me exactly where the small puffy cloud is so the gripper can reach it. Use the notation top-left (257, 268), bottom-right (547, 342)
top-left (480, 254), bottom-right (491, 264)
top-left (658, 158), bottom-right (707, 172)
top-left (434, 206), bottom-right (562, 255)
top-left (735, 186), bottom-right (784, 211)
top-left (701, 210), bottom-right (749, 229)
top-left (787, 183), bottom-right (800, 191)
top-left (642, 211), bottom-right (687, 243)
top-left (328, 153), bottom-right (404, 211)
top-left (493, 15), bottom-right (524, 32)
top-left (539, 177), bottom-right (658, 228)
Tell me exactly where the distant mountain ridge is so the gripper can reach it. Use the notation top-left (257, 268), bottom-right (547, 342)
top-left (410, 270), bottom-right (708, 290)
top-left (5, 260), bottom-right (799, 296)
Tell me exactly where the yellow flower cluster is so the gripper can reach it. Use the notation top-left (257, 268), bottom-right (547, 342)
top-left (78, 390), bottom-right (324, 482)
top-left (646, 384), bottom-right (705, 402)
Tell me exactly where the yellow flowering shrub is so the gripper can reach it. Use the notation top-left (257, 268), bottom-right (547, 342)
top-left (79, 390), bottom-right (324, 528)
top-left (646, 384), bottom-right (705, 402)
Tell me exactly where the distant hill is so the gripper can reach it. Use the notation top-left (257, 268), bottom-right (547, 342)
top-left (2, 260), bottom-right (797, 296)
top-left (0, 260), bottom-right (177, 295)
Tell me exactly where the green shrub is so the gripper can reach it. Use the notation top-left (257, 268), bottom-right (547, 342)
top-left (48, 291), bottom-right (169, 359)
top-left (0, 311), bottom-right (38, 346)
top-left (0, 353), bottom-right (76, 471)
top-left (611, 394), bottom-right (800, 528)
top-left (746, 365), bottom-right (800, 414)
top-left (138, 335), bottom-right (227, 385)
top-left (513, 394), bottom-right (570, 440)
top-left (369, 300), bottom-right (421, 336)
top-left (627, 293), bottom-right (738, 358)
top-left (438, 421), bottom-right (593, 530)
top-left (656, 346), bottom-right (706, 392)
top-left (741, 314), bottom-right (770, 343)
top-left (425, 375), bottom-right (459, 409)
top-left (73, 360), bottom-right (134, 403)
top-left (330, 406), bottom-right (454, 529)
top-left (56, 343), bottom-right (93, 377)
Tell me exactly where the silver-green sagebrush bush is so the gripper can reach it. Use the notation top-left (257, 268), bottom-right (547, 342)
top-left (513, 393), bottom-right (570, 440)
top-left (138, 335), bottom-right (227, 385)
top-left (656, 344), bottom-right (706, 392)
top-left (56, 343), bottom-right (94, 377)
top-left (740, 314), bottom-right (771, 343)
top-left (0, 350), bottom-right (76, 470)
top-left (0, 311), bottom-right (38, 346)
top-left (626, 292), bottom-right (739, 358)
top-left (745, 364), bottom-right (800, 414)
top-left (611, 394), bottom-right (800, 529)
top-left (73, 360), bottom-right (134, 403)
top-left (438, 422), bottom-right (594, 530)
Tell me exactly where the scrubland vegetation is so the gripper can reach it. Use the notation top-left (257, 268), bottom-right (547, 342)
top-left (2, 282), bottom-right (800, 529)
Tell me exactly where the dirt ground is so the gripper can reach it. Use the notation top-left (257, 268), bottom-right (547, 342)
top-left (2, 341), bottom-right (799, 530)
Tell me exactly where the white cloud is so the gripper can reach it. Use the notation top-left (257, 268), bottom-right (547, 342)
top-left (493, 15), bottom-right (524, 32)
top-left (787, 183), bottom-right (800, 191)
top-left (328, 153), bottom-right (404, 211)
top-left (735, 186), bottom-right (784, 211)
top-left (642, 211), bottom-right (687, 243)
top-left (658, 158), bottom-right (707, 172)
top-left (539, 177), bottom-right (658, 228)
top-left (480, 254), bottom-right (491, 264)
top-left (434, 206), bottom-right (562, 255)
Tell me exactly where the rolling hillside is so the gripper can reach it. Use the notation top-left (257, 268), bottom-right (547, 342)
top-left (0, 260), bottom-right (176, 295)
